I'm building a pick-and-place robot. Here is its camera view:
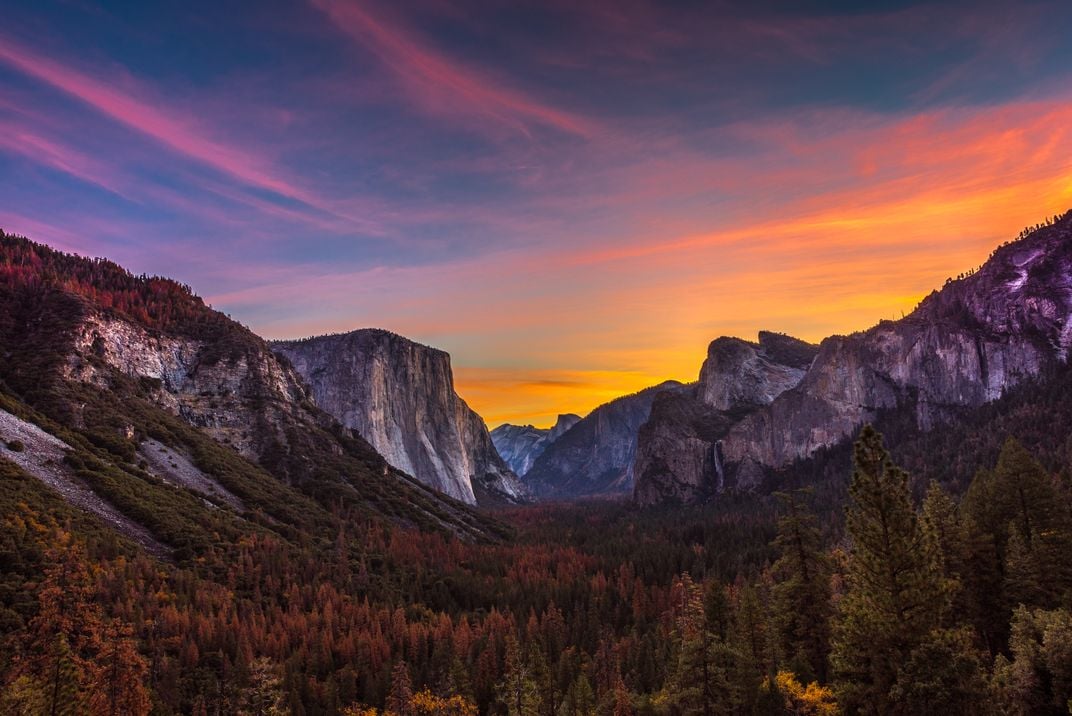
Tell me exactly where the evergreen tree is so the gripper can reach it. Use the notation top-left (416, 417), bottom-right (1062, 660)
top-left (704, 582), bottom-right (731, 643)
top-left (1003, 526), bottom-right (1046, 609)
top-left (664, 574), bottom-right (736, 716)
top-left (991, 606), bottom-right (1072, 715)
top-left (771, 489), bottom-right (832, 683)
top-left (237, 657), bottom-right (286, 716)
top-left (387, 661), bottom-right (414, 716)
top-left (524, 642), bottom-right (550, 716)
top-left (497, 636), bottom-right (540, 716)
top-left (919, 481), bottom-right (968, 625)
top-left (0, 674), bottom-right (49, 716)
top-left (831, 426), bottom-right (941, 714)
top-left (962, 438), bottom-right (1072, 650)
top-left (89, 619), bottom-right (151, 716)
top-left (888, 627), bottom-right (988, 715)
top-left (13, 535), bottom-right (112, 716)
top-left (42, 634), bottom-right (83, 716)
top-left (562, 673), bottom-right (595, 716)
top-left (730, 584), bottom-right (774, 714)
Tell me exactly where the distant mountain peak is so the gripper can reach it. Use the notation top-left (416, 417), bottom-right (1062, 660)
top-left (491, 412), bottom-right (582, 478)
top-left (272, 329), bottom-right (528, 506)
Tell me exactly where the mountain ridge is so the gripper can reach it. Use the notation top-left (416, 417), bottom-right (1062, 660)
top-left (633, 209), bottom-right (1072, 504)
top-left (272, 329), bottom-right (528, 506)
top-left (490, 413), bottom-right (582, 477)
top-left (522, 381), bottom-right (684, 498)
top-left (0, 230), bottom-right (507, 545)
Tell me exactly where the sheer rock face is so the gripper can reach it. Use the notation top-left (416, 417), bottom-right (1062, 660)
top-left (490, 413), bottom-right (581, 477)
top-left (633, 334), bottom-right (818, 505)
top-left (636, 213), bottom-right (1072, 505)
top-left (62, 311), bottom-right (487, 528)
top-left (721, 216), bottom-right (1072, 471)
top-left (523, 382), bottom-right (683, 498)
top-left (272, 329), bottom-right (526, 506)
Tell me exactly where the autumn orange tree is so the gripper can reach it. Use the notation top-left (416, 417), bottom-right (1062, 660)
top-left (2, 530), bottom-right (149, 715)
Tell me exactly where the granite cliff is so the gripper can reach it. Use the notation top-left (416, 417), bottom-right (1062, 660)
top-left (273, 330), bottom-right (527, 506)
top-left (634, 211), bottom-right (1072, 504)
top-left (490, 413), bottom-right (581, 477)
top-left (0, 231), bottom-right (504, 542)
top-left (633, 333), bottom-right (818, 504)
top-left (524, 382), bottom-right (682, 498)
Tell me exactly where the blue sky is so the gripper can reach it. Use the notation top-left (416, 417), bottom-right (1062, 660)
top-left (3, 0), bottom-right (1072, 424)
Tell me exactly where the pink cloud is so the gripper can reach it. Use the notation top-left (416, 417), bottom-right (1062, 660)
top-left (211, 96), bottom-right (1072, 387)
top-left (0, 35), bottom-right (337, 213)
top-left (310, 0), bottom-right (599, 138)
top-left (0, 120), bottom-right (132, 198)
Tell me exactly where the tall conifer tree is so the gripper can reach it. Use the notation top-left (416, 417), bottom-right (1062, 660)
top-left (771, 489), bottom-right (832, 683)
top-left (831, 426), bottom-right (940, 713)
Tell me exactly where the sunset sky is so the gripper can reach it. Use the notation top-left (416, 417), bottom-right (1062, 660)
top-left (3, 1), bottom-right (1072, 427)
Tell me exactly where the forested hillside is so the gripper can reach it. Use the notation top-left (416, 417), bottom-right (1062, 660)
top-left (3, 418), bottom-right (1072, 713)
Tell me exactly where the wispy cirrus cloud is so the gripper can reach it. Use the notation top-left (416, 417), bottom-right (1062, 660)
top-left (310, 0), bottom-right (599, 139)
top-left (0, 36), bottom-right (334, 214)
top-left (4, 0), bottom-right (1072, 426)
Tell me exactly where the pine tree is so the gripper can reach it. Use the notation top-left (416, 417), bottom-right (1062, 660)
top-left (888, 627), bottom-right (988, 715)
top-left (0, 674), bottom-right (49, 716)
top-left (13, 534), bottom-right (108, 716)
top-left (40, 634), bottom-right (83, 716)
top-left (1004, 526), bottom-right (1046, 609)
top-left (919, 481), bottom-right (967, 625)
top-left (87, 619), bottom-right (151, 716)
top-left (497, 636), bottom-right (540, 716)
top-left (237, 656), bottom-right (286, 716)
top-left (962, 438), bottom-right (1072, 648)
top-left (704, 582), bottom-right (731, 643)
top-left (524, 642), bottom-right (550, 716)
top-left (730, 584), bottom-right (773, 714)
top-left (387, 661), bottom-right (414, 716)
top-left (831, 426), bottom-right (941, 713)
top-left (664, 574), bottom-right (736, 716)
top-left (771, 489), bottom-right (832, 683)
top-left (991, 606), bottom-right (1072, 715)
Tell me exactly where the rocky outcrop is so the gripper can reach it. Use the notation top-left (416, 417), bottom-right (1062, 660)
top-left (65, 313), bottom-right (307, 460)
top-left (0, 232), bottom-right (504, 541)
top-left (490, 413), bottom-right (581, 477)
top-left (636, 211), bottom-right (1072, 504)
top-left (700, 332), bottom-right (817, 409)
top-left (633, 333), bottom-right (818, 504)
top-left (272, 330), bottom-right (526, 505)
top-left (524, 382), bottom-right (683, 498)
top-left (720, 215), bottom-right (1072, 473)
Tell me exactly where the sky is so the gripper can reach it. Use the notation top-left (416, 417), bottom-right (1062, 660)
top-left (3, 1), bottom-right (1072, 428)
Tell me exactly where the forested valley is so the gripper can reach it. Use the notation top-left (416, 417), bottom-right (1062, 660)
top-left (3, 423), bottom-right (1072, 715)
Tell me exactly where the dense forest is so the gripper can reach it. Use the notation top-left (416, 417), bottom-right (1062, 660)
top-left (2, 422), bottom-right (1072, 715)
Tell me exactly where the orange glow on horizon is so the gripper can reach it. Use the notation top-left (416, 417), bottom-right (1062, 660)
top-left (232, 100), bottom-right (1072, 429)
top-left (453, 167), bottom-right (1072, 428)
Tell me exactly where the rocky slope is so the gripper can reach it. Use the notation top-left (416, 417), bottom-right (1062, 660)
top-left (524, 382), bottom-right (683, 498)
top-left (635, 210), bottom-right (1072, 504)
top-left (633, 333), bottom-right (818, 504)
top-left (0, 231), bottom-right (506, 543)
top-left (273, 330), bottom-right (527, 506)
top-left (490, 413), bottom-right (581, 477)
